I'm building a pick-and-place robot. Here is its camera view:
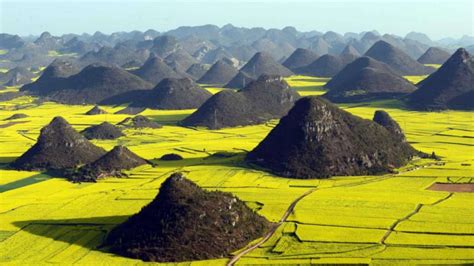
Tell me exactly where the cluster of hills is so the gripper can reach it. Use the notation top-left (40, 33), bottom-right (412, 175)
top-left (2, 25), bottom-right (473, 262)
top-left (10, 38), bottom-right (471, 110)
top-left (1, 25), bottom-right (472, 87)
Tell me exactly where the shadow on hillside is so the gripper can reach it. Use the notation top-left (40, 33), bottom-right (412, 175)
top-left (13, 215), bottom-right (131, 252)
top-left (0, 156), bottom-right (17, 165)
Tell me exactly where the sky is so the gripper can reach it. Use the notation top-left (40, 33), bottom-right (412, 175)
top-left (0, 0), bottom-right (472, 40)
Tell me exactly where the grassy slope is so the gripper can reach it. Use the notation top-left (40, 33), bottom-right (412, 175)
top-left (0, 76), bottom-right (472, 265)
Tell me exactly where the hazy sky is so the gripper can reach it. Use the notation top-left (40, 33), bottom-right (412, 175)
top-left (1, 0), bottom-right (472, 39)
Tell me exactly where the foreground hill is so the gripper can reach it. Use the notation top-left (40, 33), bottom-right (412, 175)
top-left (22, 63), bottom-right (153, 104)
top-left (181, 75), bottom-right (300, 129)
top-left (247, 97), bottom-right (420, 178)
top-left (407, 48), bottom-right (474, 110)
top-left (323, 57), bottom-right (416, 102)
top-left (105, 172), bottom-right (271, 262)
top-left (11, 116), bottom-right (106, 170)
top-left (364, 40), bottom-right (435, 75)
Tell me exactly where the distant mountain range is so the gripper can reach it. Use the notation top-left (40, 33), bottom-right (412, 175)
top-left (1, 25), bottom-right (472, 70)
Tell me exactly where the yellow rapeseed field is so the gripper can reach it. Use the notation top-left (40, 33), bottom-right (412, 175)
top-left (0, 76), bottom-right (472, 265)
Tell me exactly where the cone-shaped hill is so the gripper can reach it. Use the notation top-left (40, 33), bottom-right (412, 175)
top-left (11, 116), bottom-right (106, 171)
top-left (364, 40), bottom-right (435, 75)
top-left (417, 47), bottom-right (451, 64)
top-left (105, 172), bottom-right (271, 262)
top-left (85, 105), bottom-right (107, 115)
top-left (240, 52), bottom-right (293, 79)
top-left (131, 56), bottom-right (182, 85)
top-left (339, 44), bottom-right (361, 64)
top-left (70, 146), bottom-right (147, 182)
top-left (407, 48), bottom-right (474, 110)
top-left (246, 97), bottom-right (420, 179)
top-left (164, 49), bottom-right (197, 71)
top-left (197, 59), bottom-right (239, 85)
top-left (181, 75), bottom-right (300, 129)
top-left (118, 115), bottom-right (162, 128)
top-left (282, 48), bottom-right (320, 70)
top-left (4, 113), bottom-right (28, 120)
top-left (294, 54), bottom-right (345, 77)
top-left (81, 122), bottom-right (124, 140)
top-left (21, 59), bottom-right (80, 93)
top-left (185, 63), bottom-right (210, 80)
top-left (0, 67), bottom-right (35, 86)
top-left (23, 63), bottom-right (153, 104)
top-left (323, 57), bottom-right (416, 102)
top-left (224, 71), bottom-right (256, 89)
top-left (129, 78), bottom-right (212, 109)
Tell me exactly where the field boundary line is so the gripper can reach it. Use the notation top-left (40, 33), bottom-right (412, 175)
top-left (226, 187), bottom-right (317, 266)
top-left (380, 192), bottom-right (453, 244)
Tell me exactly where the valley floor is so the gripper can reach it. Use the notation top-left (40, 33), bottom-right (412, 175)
top-left (0, 76), bottom-right (473, 265)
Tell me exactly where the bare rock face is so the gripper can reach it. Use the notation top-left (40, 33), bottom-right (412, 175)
top-left (181, 75), bottom-right (300, 129)
top-left (407, 48), bottom-right (474, 110)
top-left (246, 97), bottom-right (419, 179)
top-left (11, 116), bottom-right (106, 170)
top-left (70, 145), bottom-right (147, 182)
top-left (105, 172), bottom-right (271, 262)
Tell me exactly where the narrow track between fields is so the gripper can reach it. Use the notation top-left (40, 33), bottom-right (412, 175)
top-left (227, 160), bottom-right (442, 265)
top-left (227, 187), bottom-right (317, 266)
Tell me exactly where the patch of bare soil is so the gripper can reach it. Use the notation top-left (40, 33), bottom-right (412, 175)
top-left (428, 182), bottom-right (474, 192)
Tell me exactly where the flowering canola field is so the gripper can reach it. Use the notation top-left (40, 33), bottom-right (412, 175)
top-left (0, 76), bottom-right (473, 265)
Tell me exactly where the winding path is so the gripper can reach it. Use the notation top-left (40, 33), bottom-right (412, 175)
top-left (227, 161), bottom-right (442, 265)
top-left (227, 187), bottom-right (317, 266)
